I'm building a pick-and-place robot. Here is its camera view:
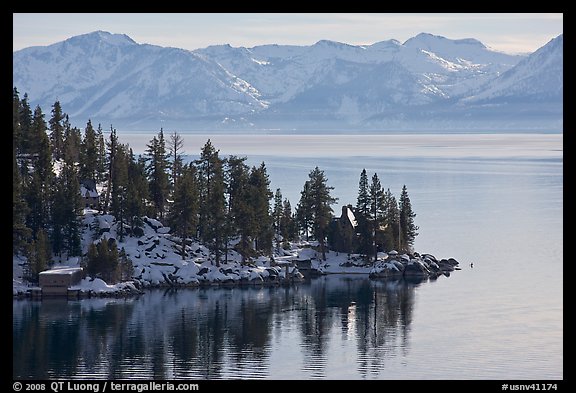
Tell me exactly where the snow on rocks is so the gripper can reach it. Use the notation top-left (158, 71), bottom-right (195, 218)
top-left (14, 210), bottom-right (460, 299)
top-left (71, 277), bottom-right (142, 297)
top-left (369, 260), bottom-right (404, 279)
top-left (369, 252), bottom-right (460, 280)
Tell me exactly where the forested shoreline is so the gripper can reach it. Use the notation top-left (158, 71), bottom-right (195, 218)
top-left (13, 88), bottom-right (418, 286)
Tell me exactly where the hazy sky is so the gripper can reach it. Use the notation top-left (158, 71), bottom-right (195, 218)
top-left (13, 13), bottom-right (563, 54)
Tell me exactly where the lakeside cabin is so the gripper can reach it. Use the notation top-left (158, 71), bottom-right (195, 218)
top-left (38, 267), bottom-right (84, 296)
top-left (80, 179), bottom-right (99, 208)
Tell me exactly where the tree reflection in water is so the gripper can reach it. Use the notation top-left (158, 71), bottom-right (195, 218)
top-left (13, 275), bottom-right (426, 379)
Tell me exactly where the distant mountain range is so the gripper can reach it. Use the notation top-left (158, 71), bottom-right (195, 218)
top-left (13, 31), bottom-right (563, 131)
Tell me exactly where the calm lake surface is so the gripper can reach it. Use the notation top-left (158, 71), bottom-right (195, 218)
top-left (13, 133), bottom-right (563, 379)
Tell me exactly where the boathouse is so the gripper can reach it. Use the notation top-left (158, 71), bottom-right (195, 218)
top-left (38, 267), bottom-right (84, 296)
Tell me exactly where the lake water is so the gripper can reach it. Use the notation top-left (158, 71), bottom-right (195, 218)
top-left (13, 133), bottom-right (563, 380)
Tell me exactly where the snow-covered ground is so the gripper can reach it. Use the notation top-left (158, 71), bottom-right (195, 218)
top-left (13, 209), bottom-right (459, 298)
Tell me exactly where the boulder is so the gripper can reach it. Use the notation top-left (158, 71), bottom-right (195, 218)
top-left (403, 260), bottom-right (431, 277)
top-left (437, 259), bottom-right (455, 272)
top-left (369, 261), bottom-right (403, 279)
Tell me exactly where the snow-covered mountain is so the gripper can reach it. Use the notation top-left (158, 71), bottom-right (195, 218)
top-left (13, 31), bottom-right (268, 129)
top-left (464, 34), bottom-right (563, 104)
top-left (12, 31), bottom-right (563, 131)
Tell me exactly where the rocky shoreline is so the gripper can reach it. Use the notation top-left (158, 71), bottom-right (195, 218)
top-left (13, 250), bottom-right (461, 300)
top-left (369, 251), bottom-right (461, 279)
top-left (13, 212), bottom-right (461, 300)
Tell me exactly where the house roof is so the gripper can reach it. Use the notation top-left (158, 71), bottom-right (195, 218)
top-left (39, 266), bottom-right (83, 276)
top-left (80, 185), bottom-right (99, 198)
top-left (345, 206), bottom-right (358, 228)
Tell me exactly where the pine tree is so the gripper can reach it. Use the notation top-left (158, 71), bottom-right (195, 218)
top-left (95, 123), bottom-right (107, 183)
top-left (168, 131), bottom-right (185, 192)
top-left (307, 167), bottom-right (338, 260)
top-left (13, 149), bottom-right (31, 255)
top-left (79, 119), bottom-right (98, 181)
top-left (248, 163), bottom-right (273, 254)
top-left (273, 188), bottom-right (283, 247)
top-left (13, 88), bottom-right (22, 155)
top-left (356, 169), bottom-right (369, 217)
top-left (354, 169), bottom-right (372, 257)
top-left (296, 181), bottom-right (313, 240)
top-left (51, 149), bottom-right (82, 259)
top-left (145, 129), bottom-right (170, 219)
top-left (399, 185), bottom-right (419, 252)
top-left (63, 122), bottom-right (82, 164)
top-left (368, 173), bottom-right (386, 262)
top-left (168, 163), bottom-right (199, 259)
top-left (126, 149), bottom-right (149, 235)
top-left (25, 171), bottom-right (45, 238)
top-left (50, 175), bottom-right (66, 259)
top-left (280, 199), bottom-right (296, 244)
top-left (111, 144), bottom-right (130, 242)
top-left (225, 155), bottom-right (252, 261)
top-left (383, 188), bottom-right (400, 251)
top-left (18, 93), bottom-right (32, 154)
top-left (102, 127), bottom-right (117, 213)
top-left (49, 101), bottom-right (65, 161)
top-left (62, 160), bottom-right (82, 256)
top-left (273, 188), bottom-right (283, 233)
top-left (195, 140), bottom-right (226, 266)
top-left (31, 105), bottom-right (52, 181)
top-left (24, 107), bottom-right (53, 239)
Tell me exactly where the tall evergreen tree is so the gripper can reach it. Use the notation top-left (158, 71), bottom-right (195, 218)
top-left (13, 88), bottom-right (22, 155)
top-left (51, 136), bottom-right (82, 259)
top-left (31, 105), bottom-right (52, 180)
top-left (168, 131), bottom-right (185, 192)
top-left (110, 144), bottom-right (130, 242)
top-left (355, 169), bottom-right (372, 257)
top-left (225, 155), bottom-right (252, 261)
top-left (18, 93), bottom-right (32, 154)
top-left (280, 199), bottom-right (296, 243)
top-left (50, 177), bottom-right (66, 258)
top-left (13, 149), bottom-right (31, 255)
top-left (383, 188), bottom-right (400, 251)
top-left (307, 167), bottom-right (338, 260)
top-left (49, 101), bottom-right (65, 161)
top-left (63, 122), bottom-right (82, 164)
top-left (61, 159), bottom-right (82, 256)
top-left (168, 163), bottom-right (199, 259)
top-left (296, 181), bottom-right (313, 240)
top-left (356, 168), bottom-right (370, 217)
top-left (248, 163), bottom-right (273, 254)
top-left (25, 171), bottom-right (45, 238)
top-left (368, 173), bottom-right (386, 262)
top-left (126, 149), bottom-right (149, 235)
top-left (195, 140), bottom-right (226, 266)
top-left (24, 107), bottom-right (53, 240)
top-left (273, 188), bottom-right (283, 247)
top-left (145, 129), bottom-right (170, 219)
top-left (79, 119), bottom-right (98, 181)
top-left (399, 185), bottom-right (419, 252)
top-left (95, 123), bottom-right (107, 183)
top-left (103, 126), bottom-right (118, 214)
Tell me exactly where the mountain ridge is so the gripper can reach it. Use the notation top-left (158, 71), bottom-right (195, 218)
top-left (13, 31), bottom-right (563, 131)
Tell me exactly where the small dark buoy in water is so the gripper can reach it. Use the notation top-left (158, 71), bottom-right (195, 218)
top-left (470, 262), bottom-right (474, 268)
